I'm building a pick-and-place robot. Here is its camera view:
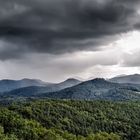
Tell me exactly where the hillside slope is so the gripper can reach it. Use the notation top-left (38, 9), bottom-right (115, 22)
top-left (42, 78), bottom-right (140, 100)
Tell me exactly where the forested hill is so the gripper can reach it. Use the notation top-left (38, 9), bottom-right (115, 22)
top-left (41, 78), bottom-right (140, 100)
top-left (0, 99), bottom-right (140, 140)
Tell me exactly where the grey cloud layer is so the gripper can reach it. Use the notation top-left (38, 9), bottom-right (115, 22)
top-left (122, 51), bottom-right (140, 67)
top-left (0, 0), bottom-right (140, 60)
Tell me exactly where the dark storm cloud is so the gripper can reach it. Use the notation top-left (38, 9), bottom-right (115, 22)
top-left (0, 0), bottom-right (140, 60)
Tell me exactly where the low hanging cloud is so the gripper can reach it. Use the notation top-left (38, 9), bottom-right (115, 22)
top-left (0, 0), bottom-right (140, 60)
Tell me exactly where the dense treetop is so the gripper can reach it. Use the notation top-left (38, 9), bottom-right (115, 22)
top-left (0, 99), bottom-right (140, 139)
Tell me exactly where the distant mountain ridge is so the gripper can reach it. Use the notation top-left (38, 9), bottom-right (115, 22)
top-left (1, 78), bottom-right (81, 97)
top-left (0, 78), bottom-right (50, 92)
top-left (1, 75), bottom-right (140, 101)
top-left (40, 78), bottom-right (140, 100)
top-left (109, 74), bottom-right (140, 84)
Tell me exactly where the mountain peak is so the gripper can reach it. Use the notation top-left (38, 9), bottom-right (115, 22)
top-left (56, 78), bottom-right (81, 89)
top-left (65, 78), bottom-right (80, 82)
top-left (91, 78), bottom-right (107, 83)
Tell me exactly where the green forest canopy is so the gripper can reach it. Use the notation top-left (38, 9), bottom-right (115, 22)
top-left (0, 99), bottom-right (140, 140)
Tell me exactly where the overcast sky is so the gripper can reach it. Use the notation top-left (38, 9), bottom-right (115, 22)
top-left (0, 0), bottom-right (140, 82)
